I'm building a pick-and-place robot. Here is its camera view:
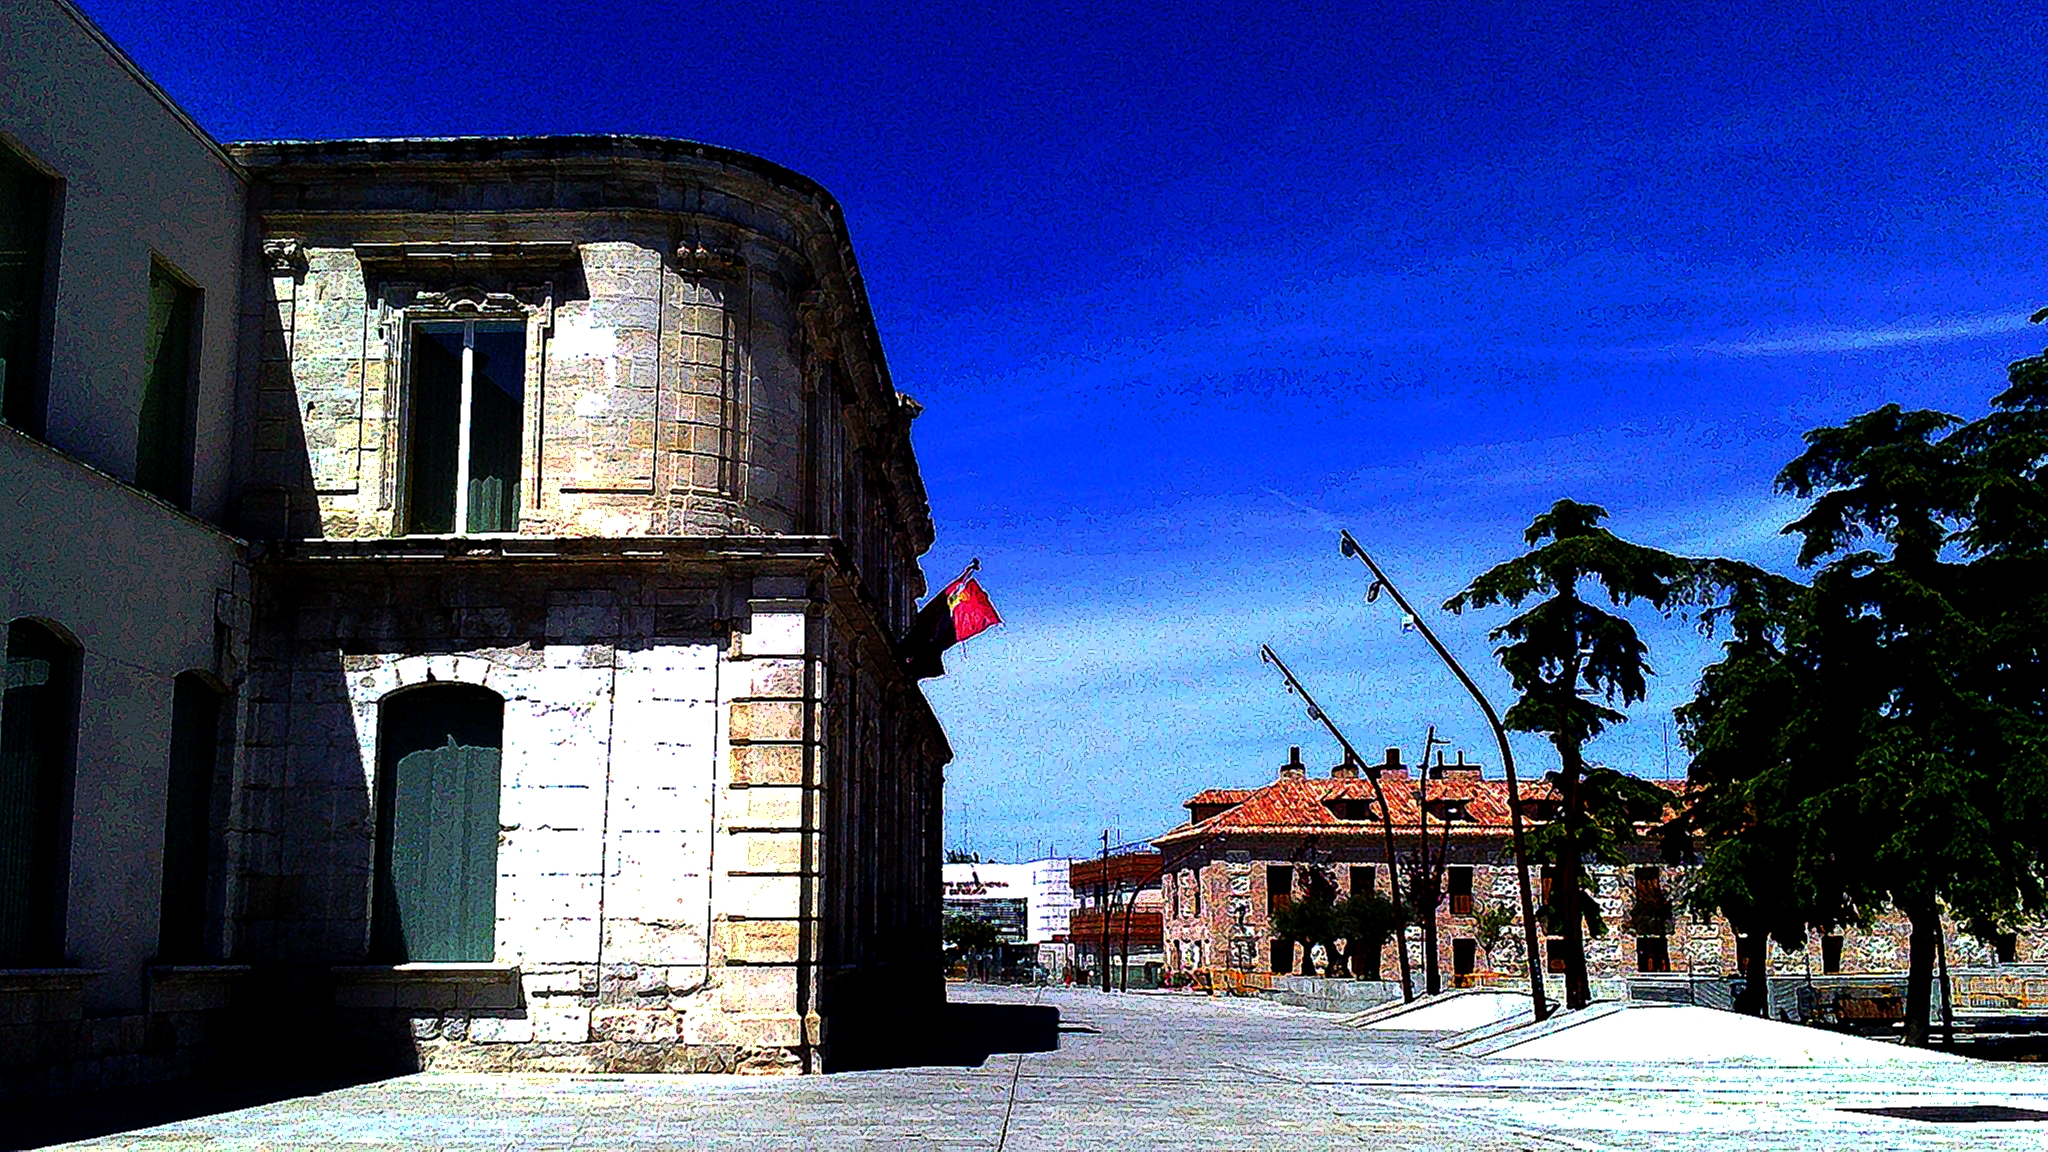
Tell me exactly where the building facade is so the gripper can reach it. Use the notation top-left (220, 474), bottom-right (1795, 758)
top-left (941, 859), bottom-right (1074, 945)
top-left (1067, 849), bottom-right (1165, 988)
top-left (1153, 748), bottom-right (2045, 997)
top-left (2, 0), bottom-right (951, 1095)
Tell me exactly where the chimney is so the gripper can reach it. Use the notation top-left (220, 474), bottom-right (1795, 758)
top-left (1444, 749), bottom-right (1482, 776)
top-left (1381, 747), bottom-right (1403, 776)
top-left (1280, 746), bottom-right (1306, 781)
top-left (1330, 755), bottom-right (1360, 780)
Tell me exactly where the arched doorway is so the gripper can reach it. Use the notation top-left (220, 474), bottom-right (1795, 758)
top-left (0, 619), bottom-right (80, 965)
top-left (372, 683), bottom-right (503, 962)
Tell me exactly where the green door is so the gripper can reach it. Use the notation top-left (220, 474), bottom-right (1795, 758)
top-left (374, 686), bottom-right (502, 962)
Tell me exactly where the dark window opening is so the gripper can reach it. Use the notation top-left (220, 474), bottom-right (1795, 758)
top-left (1546, 937), bottom-right (1567, 973)
top-left (1996, 933), bottom-right (2018, 965)
top-left (0, 142), bottom-right (55, 436)
top-left (1822, 934), bottom-right (1844, 973)
top-left (1735, 933), bottom-right (1762, 973)
top-left (1452, 938), bottom-right (1476, 977)
top-left (0, 620), bottom-right (79, 965)
top-left (158, 673), bottom-right (223, 961)
top-left (1267, 865), bottom-right (1292, 916)
top-left (1324, 797), bottom-right (1371, 821)
top-left (137, 259), bottom-right (200, 507)
top-left (1637, 935), bottom-right (1670, 973)
top-left (1350, 865), bottom-right (1374, 897)
top-left (373, 684), bottom-right (504, 962)
top-left (1634, 866), bottom-right (1663, 899)
top-left (1271, 938), bottom-right (1293, 975)
top-left (1448, 866), bottom-right (1474, 916)
top-left (405, 320), bottom-right (524, 534)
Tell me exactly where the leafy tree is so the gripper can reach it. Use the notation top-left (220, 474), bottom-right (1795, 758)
top-left (1771, 397), bottom-right (2048, 1045)
top-left (943, 913), bottom-right (1002, 974)
top-left (1334, 887), bottom-right (1404, 979)
top-left (1669, 562), bottom-right (1853, 1015)
top-left (1447, 499), bottom-right (1692, 1008)
top-left (1471, 901), bottom-right (1518, 970)
top-left (1271, 888), bottom-right (1338, 975)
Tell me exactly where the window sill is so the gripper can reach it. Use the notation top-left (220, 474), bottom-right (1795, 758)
top-left (331, 963), bottom-right (522, 1010)
top-left (149, 964), bottom-right (252, 1012)
top-left (0, 968), bottom-right (102, 994)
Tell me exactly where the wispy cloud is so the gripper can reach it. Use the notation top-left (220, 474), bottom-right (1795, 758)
top-left (1669, 311), bottom-right (2036, 359)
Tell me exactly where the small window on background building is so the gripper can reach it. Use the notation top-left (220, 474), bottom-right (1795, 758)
top-left (137, 259), bottom-right (200, 507)
top-left (1547, 937), bottom-right (1567, 973)
top-left (1735, 933), bottom-right (1762, 974)
top-left (1350, 865), bottom-right (1374, 897)
top-left (405, 320), bottom-right (524, 534)
top-left (1637, 936), bottom-right (1670, 973)
top-left (1452, 938), bottom-right (1476, 978)
top-left (1997, 933), bottom-right (2018, 965)
top-left (1448, 866), bottom-right (1474, 916)
top-left (1822, 934), bottom-right (1844, 973)
top-left (1267, 865), bottom-right (1292, 915)
top-left (0, 141), bottom-right (55, 435)
top-left (1271, 939), bottom-right (1293, 975)
top-left (1190, 870), bottom-right (1201, 917)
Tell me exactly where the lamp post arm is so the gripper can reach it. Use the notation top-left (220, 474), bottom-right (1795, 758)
top-left (1258, 644), bottom-right (1416, 1002)
top-left (1338, 530), bottom-right (1550, 1019)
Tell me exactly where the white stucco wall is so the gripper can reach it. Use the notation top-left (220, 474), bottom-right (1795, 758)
top-left (0, 0), bottom-right (245, 522)
top-left (0, 425), bottom-right (247, 1011)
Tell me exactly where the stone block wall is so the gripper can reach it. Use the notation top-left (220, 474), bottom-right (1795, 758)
top-left (229, 137), bottom-right (936, 639)
top-left (231, 547), bottom-right (944, 1074)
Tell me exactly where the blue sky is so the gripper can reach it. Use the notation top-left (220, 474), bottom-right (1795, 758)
top-left (92, 0), bottom-right (2048, 859)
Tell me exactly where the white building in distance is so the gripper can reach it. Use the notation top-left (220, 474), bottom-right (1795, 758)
top-left (941, 860), bottom-right (1072, 945)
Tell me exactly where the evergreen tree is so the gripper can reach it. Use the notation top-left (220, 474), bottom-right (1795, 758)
top-left (1447, 499), bottom-right (1691, 1008)
top-left (1774, 400), bottom-right (2047, 1045)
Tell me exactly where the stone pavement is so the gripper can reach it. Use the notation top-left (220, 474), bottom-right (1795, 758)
top-left (18, 984), bottom-right (2048, 1150)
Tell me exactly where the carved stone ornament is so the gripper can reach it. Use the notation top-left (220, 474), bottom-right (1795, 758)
top-left (262, 238), bottom-right (306, 275)
top-left (676, 238), bottom-right (743, 276)
top-left (412, 285), bottom-right (529, 316)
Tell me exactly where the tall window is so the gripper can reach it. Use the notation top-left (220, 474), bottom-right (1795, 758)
top-left (1267, 865), bottom-right (1292, 916)
top-left (137, 259), bottom-right (200, 507)
top-left (405, 321), bottom-right (524, 534)
top-left (373, 685), bottom-right (503, 962)
top-left (0, 142), bottom-right (55, 434)
top-left (1447, 866), bottom-right (1474, 916)
top-left (1350, 865), bottom-right (1374, 897)
top-left (158, 673), bottom-right (222, 961)
top-left (0, 620), bottom-right (79, 965)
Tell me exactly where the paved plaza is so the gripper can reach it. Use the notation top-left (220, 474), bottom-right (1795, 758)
top-left (18, 985), bottom-right (2048, 1150)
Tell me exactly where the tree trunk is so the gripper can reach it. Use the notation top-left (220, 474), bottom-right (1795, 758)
top-left (1730, 921), bottom-right (1768, 1016)
top-left (1557, 750), bottom-right (1592, 1010)
top-left (1421, 868), bottom-right (1442, 994)
top-left (1904, 903), bottom-right (1940, 1048)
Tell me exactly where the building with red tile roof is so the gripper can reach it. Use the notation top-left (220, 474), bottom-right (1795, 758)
top-left (1150, 745), bottom-right (2042, 996)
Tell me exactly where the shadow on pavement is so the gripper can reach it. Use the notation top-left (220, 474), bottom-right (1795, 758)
top-left (0, 1073), bottom-right (396, 1152)
top-left (826, 1001), bottom-right (1061, 1073)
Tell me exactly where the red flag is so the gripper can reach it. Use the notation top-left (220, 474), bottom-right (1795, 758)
top-left (903, 562), bottom-right (1002, 679)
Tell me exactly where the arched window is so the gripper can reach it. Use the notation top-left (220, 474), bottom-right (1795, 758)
top-left (372, 684), bottom-right (503, 962)
top-left (158, 672), bottom-right (224, 961)
top-left (0, 620), bottom-right (79, 965)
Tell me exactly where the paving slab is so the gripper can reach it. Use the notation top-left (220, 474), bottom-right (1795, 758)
top-left (16, 985), bottom-right (2048, 1150)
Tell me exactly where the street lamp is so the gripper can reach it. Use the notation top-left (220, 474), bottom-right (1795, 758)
top-left (1258, 644), bottom-right (1416, 1003)
top-left (1338, 530), bottom-right (1550, 1020)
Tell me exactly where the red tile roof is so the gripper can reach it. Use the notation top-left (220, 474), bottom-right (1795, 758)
top-left (1152, 769), bottom-right (1660, 847)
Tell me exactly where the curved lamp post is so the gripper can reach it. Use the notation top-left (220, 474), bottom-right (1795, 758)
top-left (1258, 644), bottom-right (1416, 1003)
top-left (1338, 530), bottom-right (1550, 1019)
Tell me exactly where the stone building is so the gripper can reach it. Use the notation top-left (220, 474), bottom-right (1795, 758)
top-left (1152, 747), bottom-right (2045, 997)
top-left (2, 0), bottom-right (950, 1095)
